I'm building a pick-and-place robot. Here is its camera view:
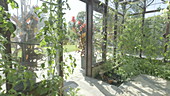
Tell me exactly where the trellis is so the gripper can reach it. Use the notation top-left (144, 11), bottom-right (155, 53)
top-left (79, 0), bottom-right (167, 77)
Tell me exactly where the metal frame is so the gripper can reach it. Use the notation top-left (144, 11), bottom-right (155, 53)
top-left (81, 0), bottom-right (109, 77)
top-left (102, 0), bottom-right (108, 62)
top-left (82, 0), bottom-right (117, 77)
top-left (80, 0), bottom-right (165, 77)
top-left (85, 0), bottom-right (93, 77)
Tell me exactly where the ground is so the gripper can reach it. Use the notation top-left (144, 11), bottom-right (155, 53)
top-left (64, 51), bottom-right (170, 96)
top-left (1, 51), bottom-right (170, 96)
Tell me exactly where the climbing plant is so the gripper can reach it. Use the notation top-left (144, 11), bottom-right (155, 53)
top-left (35, 0), bottom-right (76, 95)
top-left (0, 0), bottom-right (20, 94)
top-left (114, 1), bottom-right (170, 81)
top-left (0, 0), bottom-right (77, 95)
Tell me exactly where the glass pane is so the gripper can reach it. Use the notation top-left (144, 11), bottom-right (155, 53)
top-left (65, 0), bottom-right (86, 69)
top-left (143, 13), bottom-right (165, 58)
top-left (107, 9), bottom-right (114, 60)
top-left (146, 0), bottom-right (167, 11)
top-left (10, 0), bottom-right (45, 67)
top-left (9, 0), bottom-right (47, 83)
top-left (93, 11), bottom-right (103, 64)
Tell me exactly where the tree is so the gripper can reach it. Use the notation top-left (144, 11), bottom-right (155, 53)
top-left (68, 11), bottom-right (86, 56)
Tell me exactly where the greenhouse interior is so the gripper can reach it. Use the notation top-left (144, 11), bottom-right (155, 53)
top-left (0, 0), bottom-right (170, 95)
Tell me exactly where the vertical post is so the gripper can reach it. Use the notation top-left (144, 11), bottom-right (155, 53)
top-left (57, 0), bottom-right (64, 95)
top-left (163, 8), bottom-right (170, 62)
top-left (86, 0), bottom-right (93, 77)
top-left (120, 3), bottom-right (126, 56)
top-left (0, 0), bottom-right (13, 92)
top-left (21, 35), bottom-right (26, 63)
top-left (113, 1), bottom-right (118, 63)
top-left (102, 0), bottom-right (108, 62)
top-left (20, 0), bottom-right (23, 18)
top-left (57, 0), bottom-right (63, 80)
top-left (122, 3), bottom-right (126, 26)
top-left (140, 0), bottom-right (146, 58)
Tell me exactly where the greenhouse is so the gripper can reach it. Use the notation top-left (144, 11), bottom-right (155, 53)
top-left (0, 0), bottom-right (170, 95)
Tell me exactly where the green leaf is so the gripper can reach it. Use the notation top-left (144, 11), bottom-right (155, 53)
top-left (41, 63), bottom-right (45, 69)
top-left (40, 39), bottom-right (47, 46)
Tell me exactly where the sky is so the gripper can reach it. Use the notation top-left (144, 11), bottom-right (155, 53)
top-left (64, 0), bottom-right (85, 22)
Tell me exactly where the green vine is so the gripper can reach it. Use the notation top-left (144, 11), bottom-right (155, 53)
top-left (0, 0), bottom-right (76, 95)
top-left (35, 0), bottom-right (76, 95)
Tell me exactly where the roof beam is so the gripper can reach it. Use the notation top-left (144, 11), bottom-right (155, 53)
top-left (80, 0), bottom-right (123, 16)
top-left (119, 0), bottom-right (141, 4)
top-left (129, 9), bottom-right (163, 16)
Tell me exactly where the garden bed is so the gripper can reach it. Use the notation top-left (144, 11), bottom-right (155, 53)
top-left (94, 55), bottom-right (170, 86)
top-left (93, 62), bottom-right (123, 86)
top-left (96, 70), bottom-right (123, 86)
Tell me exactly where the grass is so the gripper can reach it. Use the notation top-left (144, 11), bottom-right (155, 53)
top-left (63, 45), bottom-right (80, 52)
top-left (11, 45), bottom-right (80, 59)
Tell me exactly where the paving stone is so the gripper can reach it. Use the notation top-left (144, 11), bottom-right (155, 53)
top-left (118, 74), bottom-right (170, 96)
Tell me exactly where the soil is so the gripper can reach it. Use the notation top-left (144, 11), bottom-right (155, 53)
top-left (95, 70), bottom-right (123, 86)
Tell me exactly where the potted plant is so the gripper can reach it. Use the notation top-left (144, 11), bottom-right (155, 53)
top-left (68, 11), bottom-right (87, 69)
